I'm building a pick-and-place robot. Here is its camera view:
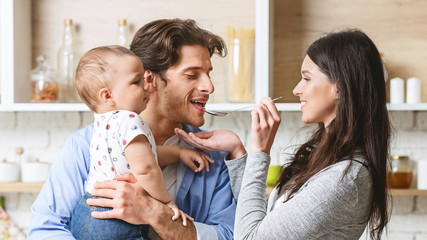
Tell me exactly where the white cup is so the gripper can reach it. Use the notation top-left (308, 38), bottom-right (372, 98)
top-left (390, 77), bottom-right (404, 104)
top-left (417, 160), bottom-right (427, 190)
top-left (406, 77), bottom-right (421, 104)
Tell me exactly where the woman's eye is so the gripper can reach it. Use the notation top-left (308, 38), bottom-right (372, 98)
top-left (133, 80), bottom-right (141, 85)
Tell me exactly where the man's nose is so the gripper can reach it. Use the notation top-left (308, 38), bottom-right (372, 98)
top-left (198, 74), bottom-right (214, 94)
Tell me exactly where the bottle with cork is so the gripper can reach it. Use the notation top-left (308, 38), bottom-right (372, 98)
top-left (57, 18), bottom-right (79, 103)
top-left (117, 19), bottom-right (128, 47)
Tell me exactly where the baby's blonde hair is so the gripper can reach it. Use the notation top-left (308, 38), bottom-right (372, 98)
top-left (75, 45), bottom-right (138, 112)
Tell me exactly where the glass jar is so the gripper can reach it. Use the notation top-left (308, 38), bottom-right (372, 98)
top-left (387, 155), bottom-right (414, 188)
top-left (226, 26), bottom-right (255, 103)
top-left (30, 55), bottom-right (59, 102)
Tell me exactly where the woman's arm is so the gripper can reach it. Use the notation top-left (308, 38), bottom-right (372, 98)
top-left (235, 155), bottom-right (371, 240)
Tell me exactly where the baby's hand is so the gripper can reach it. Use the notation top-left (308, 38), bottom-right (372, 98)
top-left (166, 201), bottom-right (194, 226)
top-left (179, 148), bottom-right (213, 172)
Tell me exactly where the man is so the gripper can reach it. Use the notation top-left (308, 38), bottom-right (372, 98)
top-left (28, 19), bottom-right (246, 240)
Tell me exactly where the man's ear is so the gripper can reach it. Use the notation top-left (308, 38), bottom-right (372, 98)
top-left (99, 87), bottom-right (114, 105)
top-left (144, 70), bottom-right (157, 92)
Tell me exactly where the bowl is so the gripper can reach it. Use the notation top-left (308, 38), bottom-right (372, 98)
top-left (0, 162), bottom-right (20, 182)
top-left (21, 162), bottom-right (50, 182)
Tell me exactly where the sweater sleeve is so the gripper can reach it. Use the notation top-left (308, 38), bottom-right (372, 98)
top-left (235, 152), bottom-right (372, 240)
top-left (224, 153), bottom-right (247, 200)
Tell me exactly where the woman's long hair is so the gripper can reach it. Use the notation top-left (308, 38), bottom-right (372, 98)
top-left (276, 29), bottom-right (390, 240)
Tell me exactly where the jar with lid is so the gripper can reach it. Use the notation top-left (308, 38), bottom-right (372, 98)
top-left (387, 155), bottom-right (414, 188)
top-left (30, 55), bottom-right (59, 102)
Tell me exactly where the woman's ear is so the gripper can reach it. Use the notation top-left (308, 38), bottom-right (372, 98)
top-left (332, 82), bottom-right (340, 100)
top-left (144, 70), bottom-right (157, 92)
top-left (99, 87), bottom-right (115, 105)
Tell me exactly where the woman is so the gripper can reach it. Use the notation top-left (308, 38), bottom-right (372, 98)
top-left (237, 29), bottom-right (390, 239)
top-left (177, 29), bottom-right (390, 240)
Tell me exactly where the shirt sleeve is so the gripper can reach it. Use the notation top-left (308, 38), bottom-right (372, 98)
top-left (203, 159), bottom-right (237, 240)
top-left (27, 126), bottom-right (92, 240)
top-left (234, 152), bottom-right (372, 240)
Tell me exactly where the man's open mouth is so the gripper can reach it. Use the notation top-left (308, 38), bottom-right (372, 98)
top-left (190, 100), bottom-right (206, 108)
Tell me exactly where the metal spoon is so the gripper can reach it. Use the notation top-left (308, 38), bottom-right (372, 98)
top-left (204, 96), bottom-right (283, 117)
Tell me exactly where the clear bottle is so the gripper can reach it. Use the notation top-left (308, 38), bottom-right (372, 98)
top-left (117, 19), bottom-right (128, 47)
top-left (57, 18), bottom-right (78, 102)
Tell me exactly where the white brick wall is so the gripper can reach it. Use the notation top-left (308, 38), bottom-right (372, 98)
top-left (0, 111), bottom-right (426, 238)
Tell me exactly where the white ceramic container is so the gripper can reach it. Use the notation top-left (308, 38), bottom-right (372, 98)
top-left (0, 162), bottom-right (20, 182)
top-left (21, 161), bottom-right (50, 182)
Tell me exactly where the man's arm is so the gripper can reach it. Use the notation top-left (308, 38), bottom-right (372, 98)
top-left (28, 125), bottom-right (92, 240)
top-left (174, 128), bottom-right (247, 199)
top-left (87, 174), bottom-right (198, 240)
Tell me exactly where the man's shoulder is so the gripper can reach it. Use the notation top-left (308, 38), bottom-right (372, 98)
top-left (68, 124), bottom-right (94, 144)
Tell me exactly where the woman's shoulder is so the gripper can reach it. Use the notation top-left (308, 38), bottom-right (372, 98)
top-left (320, 158), bottom-right (370, 182)
top-left (313, 157), bottom-right (372, 198)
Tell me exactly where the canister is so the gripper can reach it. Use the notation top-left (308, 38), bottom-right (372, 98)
top-left (387, 155), bottom-right (414, 188)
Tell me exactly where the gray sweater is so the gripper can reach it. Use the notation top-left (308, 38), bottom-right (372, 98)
top-left (233, 152), bottom-right (373, 240)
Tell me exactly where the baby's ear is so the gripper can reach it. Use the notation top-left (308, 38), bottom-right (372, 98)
top-left (99, 87), bottom-right (113, 104)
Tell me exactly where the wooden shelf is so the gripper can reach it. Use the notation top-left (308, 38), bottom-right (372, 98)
top-left (267, 187), bottom-right (427, 197)
top-left (390, 189), bottom-right (427, 196)
top-left (0, 182), bottom-right (44, 193)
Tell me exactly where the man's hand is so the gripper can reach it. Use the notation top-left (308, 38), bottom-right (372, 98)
top-left (175, 128), bottom-right (246, 160)
top-left (87, 174), bottom-right (159, 225)
top-left (87, 174), bottom-right (197, 239)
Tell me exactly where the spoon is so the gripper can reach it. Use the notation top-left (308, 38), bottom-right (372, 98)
top-left (204, 96), bottom-right (283, 117)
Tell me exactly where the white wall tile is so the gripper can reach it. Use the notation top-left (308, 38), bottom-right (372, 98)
top-left (416, 233), bottom-right (427, 240)
top-left (388, 214), bottom-right (427, 232)
top-left (415, 196), bottom-right (427, 214)
top-left (389, 111), bottom-right (414, 131)
top-left (0, 112), bottom-right (16, 130)
top-left (392, 196), bottom-right (415, 214)
top-left (385, 232), bottom-right (415, 240)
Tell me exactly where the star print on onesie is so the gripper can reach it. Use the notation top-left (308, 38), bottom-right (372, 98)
top-left (85, 110), bottom-right (157, 193)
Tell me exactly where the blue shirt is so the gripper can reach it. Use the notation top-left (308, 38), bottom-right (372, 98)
top-left (28, 124), bottom-right (237, 240)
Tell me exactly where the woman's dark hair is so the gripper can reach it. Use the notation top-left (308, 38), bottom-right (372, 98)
top-left (130, 18), bottom-right (226, 79)
top-left (276, 29), bottom-right (390, 240)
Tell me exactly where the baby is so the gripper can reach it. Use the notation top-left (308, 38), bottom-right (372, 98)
top-left (69, 45), bottom-right (212, 240)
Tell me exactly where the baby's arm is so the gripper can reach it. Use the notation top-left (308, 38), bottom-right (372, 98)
top-left (125, 135), bottom-right (193, 225)
top-left (157, 145), bottom-right (213, 172)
